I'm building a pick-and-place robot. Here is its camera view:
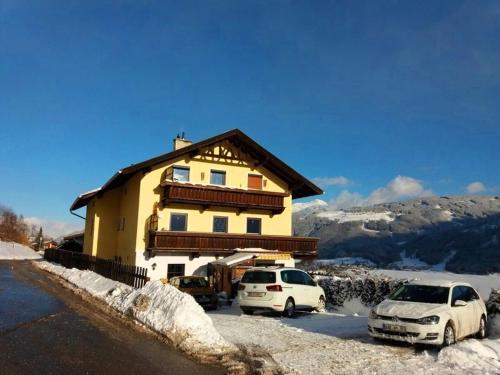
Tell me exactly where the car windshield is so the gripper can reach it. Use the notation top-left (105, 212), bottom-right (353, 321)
top-left (241, 271), bottom-right (276, 284)
top-left (179, 278), bottom-right (208, 288)
top-left (389, 284), bottom-right (450, 304)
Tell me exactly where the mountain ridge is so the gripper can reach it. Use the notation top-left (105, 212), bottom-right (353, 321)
top-left (293, 195), bottom-right (500, 274)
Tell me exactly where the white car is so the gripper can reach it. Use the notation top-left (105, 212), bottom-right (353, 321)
top-left (237, 267), bottom-right (326, 317)
top-left (368, 280), bottom-right (488, 346)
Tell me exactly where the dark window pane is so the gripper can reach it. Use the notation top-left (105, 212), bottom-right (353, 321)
top-left (210, 170), bottom-right (226, 185)
top-left (170, 214), bottom-right (187, 231)
top-left (242, 271), bottom-right (276, 284)
top-left (389, 285), bottom-right (450, 304)
top-left (167, 264), bottom-right (185, 279)
top-left (173, 167), bottom-right (190, 182)
top-left (213, 217), bottom-right (228, 233)
top-left (247, 218), bottom-right (261, 234)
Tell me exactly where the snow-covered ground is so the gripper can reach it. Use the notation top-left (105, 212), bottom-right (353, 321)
top-left (34, 261), bottom-right (235, 357)
top-left (209, 301), bottom-right (500, 374)
top-left (0, 240), bottom-right (41, 260)
top-left (317, 210), bottom-right (395, 223)
top-left (209, 303), bottom-right (413, 374)
top-left (375, 319), bottom-right (500, 374)
top-left (35, 258), bottom-right (500, 374)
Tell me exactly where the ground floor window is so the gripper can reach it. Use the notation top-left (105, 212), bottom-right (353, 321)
top-left (167, 264), bottom-right (185, 279)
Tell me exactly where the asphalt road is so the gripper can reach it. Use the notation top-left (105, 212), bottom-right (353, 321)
top-left (0, 261), bottom-right (224, 375)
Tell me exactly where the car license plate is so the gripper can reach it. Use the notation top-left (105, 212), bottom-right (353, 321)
top-left (248, 292), bottom-right (265, 297)
top-left (383, 323), bottom-right (406, 332)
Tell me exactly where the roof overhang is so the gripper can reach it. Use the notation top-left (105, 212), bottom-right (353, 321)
top-left (70, 129), bottom-right (323, 211)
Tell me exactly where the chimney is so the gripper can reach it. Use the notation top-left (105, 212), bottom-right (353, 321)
top-left (173, 133), bottom-right (192, 150)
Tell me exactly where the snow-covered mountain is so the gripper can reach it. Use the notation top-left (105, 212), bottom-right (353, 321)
top-left (293, 196), bottom-right (500, 274)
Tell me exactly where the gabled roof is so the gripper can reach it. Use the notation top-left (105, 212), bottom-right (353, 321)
top-left (70, 129), bottom-right (323, 211)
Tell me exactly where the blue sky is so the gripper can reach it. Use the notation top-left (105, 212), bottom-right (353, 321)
top-left (1, 1), bottom-right (499, 236)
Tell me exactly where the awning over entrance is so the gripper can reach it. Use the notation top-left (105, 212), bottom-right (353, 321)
top-left (210, 251), bottom-right (292, 267)
top-left (210, 252), bottom-right (256, 266)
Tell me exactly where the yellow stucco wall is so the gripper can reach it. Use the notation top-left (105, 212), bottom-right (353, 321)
top-left (135, 143), bottom-right (293, 251)
top-left (82, 174), bottom-right (141, 263)
top-left (83, 142), bottom-right (294, 262)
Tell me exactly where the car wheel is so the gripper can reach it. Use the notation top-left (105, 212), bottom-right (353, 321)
top-left (443, 322), bottom-right (456, 347)
top-left (315, 296), bottom-right (326, 312)
top-left (283, 298), bottom-right (295, 318)
top-left (476, 315), bottom-right (487, 339)
top-left (241, 308), bottom-right (254, 315)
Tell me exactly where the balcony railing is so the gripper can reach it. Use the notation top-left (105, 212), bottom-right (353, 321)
top-left (161, 182), bottom-right (286, 214)
top-left (148, 231), bottom-right (318, 259)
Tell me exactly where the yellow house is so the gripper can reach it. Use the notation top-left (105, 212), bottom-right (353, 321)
top-left (70, 129), bottom-right (322, 280)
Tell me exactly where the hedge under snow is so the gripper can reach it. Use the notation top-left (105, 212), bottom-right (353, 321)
top-left (35, 261), bottom-right (235, 355)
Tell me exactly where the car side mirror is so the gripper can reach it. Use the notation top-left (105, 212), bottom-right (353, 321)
top-left (453, 299), bottom-right (467, 307)
top-left (313, 281), bottom-right (318, 287)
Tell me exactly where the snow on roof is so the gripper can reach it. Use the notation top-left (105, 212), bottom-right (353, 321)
top-left (78, 187), bottom-right (101, 198)
top-left (234, 247), bottom-right (281, 253)
top-left (211, 252), bottom-right (257, 266)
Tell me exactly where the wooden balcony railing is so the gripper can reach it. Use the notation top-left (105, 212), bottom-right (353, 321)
top-left (161, 182), bottom-right (286, 214)
top-left (148, 231), bottom-right (318, 259)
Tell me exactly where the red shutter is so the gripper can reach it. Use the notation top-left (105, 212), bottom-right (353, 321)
top-left (248, 175), bottom-right (263, 190)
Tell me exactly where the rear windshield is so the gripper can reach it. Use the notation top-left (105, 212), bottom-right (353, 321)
top-left (241, 271), bottom-right (276, 284)
top-left (179, 278), bottom-right (208, 288)
top-left (389, 284), bottom-right (450, 304)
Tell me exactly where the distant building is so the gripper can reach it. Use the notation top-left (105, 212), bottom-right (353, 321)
top-left (70, 129), bottom-right (322, 280)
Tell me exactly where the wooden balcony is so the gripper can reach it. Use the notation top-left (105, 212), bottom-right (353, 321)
top-left (161, 182), bottom-right (287, 214)
top-left (147, 231), bottom-right (318, 259)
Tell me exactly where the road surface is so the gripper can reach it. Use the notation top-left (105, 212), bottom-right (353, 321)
top-left (0, 261), bottom-right (223, 375)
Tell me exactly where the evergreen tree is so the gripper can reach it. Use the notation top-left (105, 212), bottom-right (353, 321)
top-left (35, 227), bottom-right (44, 250)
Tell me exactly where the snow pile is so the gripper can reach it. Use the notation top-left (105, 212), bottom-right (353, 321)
top-left (0, 240), bottom-right (41, 260)
top-left (35, 261), bottom-right (235, 355)
top-left (317, 210), bottom-right (394, 223)
top-left (376, 315), bottom-right (500, 374)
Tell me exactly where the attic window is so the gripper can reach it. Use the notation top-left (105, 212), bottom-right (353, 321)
top-left (172, 166), bottom-right (190, 182)
top-left (210, 170), bottom-right (226, 186)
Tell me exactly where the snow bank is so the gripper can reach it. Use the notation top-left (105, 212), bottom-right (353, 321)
top-left (35, 261), bottom-right (235, 355)
top-left (0, 240), bottom-right (41, 260)
top-left (376, 315), bottom-right (500, 374)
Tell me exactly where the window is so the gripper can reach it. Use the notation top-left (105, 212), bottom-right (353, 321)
top-left (173, 166), bottom-right (190, 182)
top-left (170, 213), bottom-right (187, 231)
top-left (213, 216), bottom-right (228, 233)
top-left (241, 271), bottom-right (276, 284)
top-left (246, 218), bottom-right (261, 234)
top-left (167, 264), bottom-right (185, 279)
top-left (210, 170), bottom-right (226, 186)
top-left (248, 174), bottom-right (262, 190)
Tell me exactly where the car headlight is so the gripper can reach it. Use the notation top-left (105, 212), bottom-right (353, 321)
top-left (369, 309), bottom-right (379, 319)
top-left (417, 315), bottom-right (440, 325)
